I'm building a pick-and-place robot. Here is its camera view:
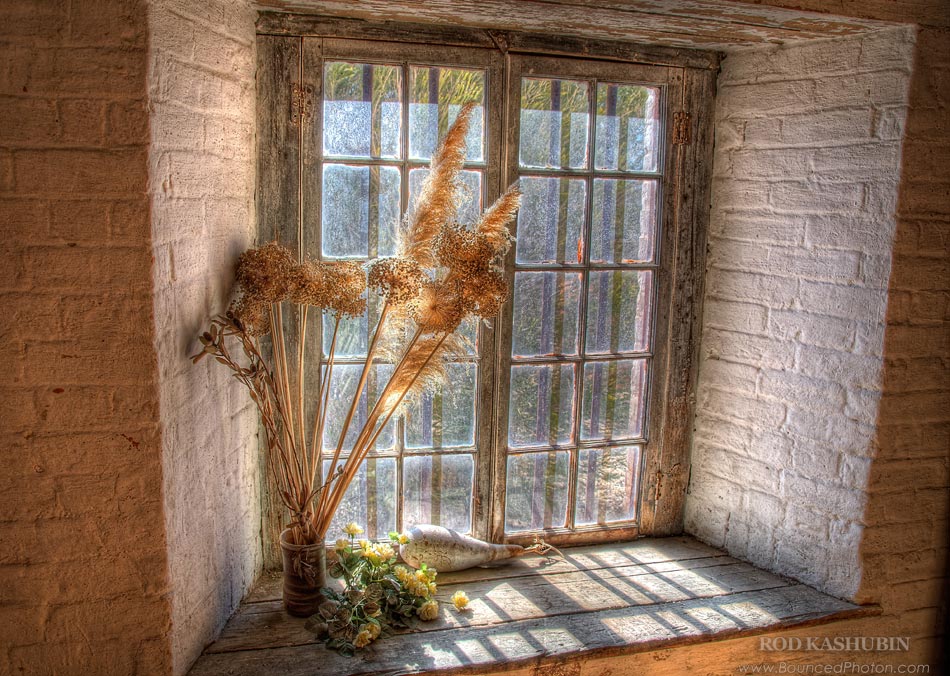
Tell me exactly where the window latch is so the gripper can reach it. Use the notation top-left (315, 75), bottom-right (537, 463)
top-left (672, 111), bottom-right (691, 145)
top-left (290, 82), bottom-right (314, 127)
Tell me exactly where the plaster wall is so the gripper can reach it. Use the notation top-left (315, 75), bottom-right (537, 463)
top-left (146, 1), bottom-right (261, 674)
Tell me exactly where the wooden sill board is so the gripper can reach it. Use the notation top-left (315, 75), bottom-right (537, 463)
top-left (188, 536), bottom-right (876, 676)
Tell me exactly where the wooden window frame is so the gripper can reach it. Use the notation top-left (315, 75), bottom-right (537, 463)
top-left (256, 13), bottom-right (716, 561)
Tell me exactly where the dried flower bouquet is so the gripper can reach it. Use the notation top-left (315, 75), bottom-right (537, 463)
top-left (194, 104), bottom-right (520, 547)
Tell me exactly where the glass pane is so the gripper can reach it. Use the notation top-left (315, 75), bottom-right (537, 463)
top-left (508, 364), bottom-right (575, 448)
top-left (511, 272), bottom-right (582, 357)
top-left (581, 359), bottom-right (648, 441)
top-left (322, 164), bottom-right (400, 258)
top-left (519, 77), bottom-right (589, 170)
top-left (403, 454), bottom-right (474, 533)
top-left (324, 295), bottom-right (387, 360)
top-left (595, 83), bottom-right (659, 172)
top-left (590, 179), bottom-right (657, 264)
top-left (585, 270), bottom-right (652, 354)
top-left (322, 363), bottom-right (396, 452)
top-left (575, 446), bottom-right (641, 525)
top-left (323, 457), bottom-right (396, 541)
top-left (515, 177), bottom-right (586, 265)
top-left (409, 66), bottom-right (485, 162)
top-left (409, 167), bottom-right (482, 226)
top-left (323, 62), bottom-right (401, 159)
top-left (405, 362), bottom-right (476, 449)
top-left (505, 452), bottom-right (569, 532)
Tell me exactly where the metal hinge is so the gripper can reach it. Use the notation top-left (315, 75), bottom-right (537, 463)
top-left (672, 111), bottom-right (692, 145)
top-left (290, 82), bottom-right (314, 127)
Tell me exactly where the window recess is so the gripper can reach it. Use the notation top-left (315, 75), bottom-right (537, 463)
top-left (256, 21), bottom-right (714, 559)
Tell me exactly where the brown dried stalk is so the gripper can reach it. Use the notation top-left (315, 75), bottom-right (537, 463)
top-left (196, 103), bottom-right (520, 545)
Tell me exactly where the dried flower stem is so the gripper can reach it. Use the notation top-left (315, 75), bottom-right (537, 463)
top-left (317, 302), bottom-right (391, 520)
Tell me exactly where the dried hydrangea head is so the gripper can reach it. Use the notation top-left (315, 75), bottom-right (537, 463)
top-left (367, 257), bottom-right (427, 306)
top-left (288, 260), bottom-right (331, 307)
top-left (324, 261), bottom-right (367, 318)
top-left (435, 225), bottom-right (496, 269)
top-left (461, 268), bottom-right (508, 318)
top-left (234, 242), bottom-right (297, 302)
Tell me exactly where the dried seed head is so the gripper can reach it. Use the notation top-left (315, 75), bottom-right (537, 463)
top-left (367, 257), bottom-right (427, 306)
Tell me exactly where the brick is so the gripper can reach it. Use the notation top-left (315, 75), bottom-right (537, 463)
top-left (105, 99), bottom-right (148, 145)
top-left (710, 209), bottom-right (805, 244)
top-left (703, 328), bottom-right (797, 370)
top-left (697, 358), bottom-right (758, 394)
top-left (57, 98), bottom-right (106, 146)
top-left (798, 279), bottom-right (888, 320)
top-left (812, 142), bottom-right (904, 181)
top-left (768, 308), bottom-right (862, 351)
top-left (699, 387), bottom-right (786, 429)
top-left (48, 199), bottom-right (112, 242)
top-left (795, 344), bottom-right (883, 389)
top-left (718, 79), bottom-right (817, 116)
top-left (13, 148), bottom-right (146, 196)
top-left (705, 268), bottom-right (799, 309)
top-left (0, 96), bottom-right (59, 144)
top-left (770, 181), bottom-right (864, 215)
top-left (68, 0), bottom-right (145, 48)
top-left (704, 298), bottom-right (769, 334)
top-left (815, 71), bottom-right (912, 109)
top-left (20, 245), bottom-right (151, 291)
top-left (803, 214), bottom-right (893, 253)
top-left (758, 367), bottom-right (846, 410)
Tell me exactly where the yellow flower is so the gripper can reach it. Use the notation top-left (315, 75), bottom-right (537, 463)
top-left (417, 600), bottom-right (439, 621)
top-left (343, 523), bottom-right (364, 536)
top-left (414, 570), bottom-right (428, 583)
top-left (451, 590), bottom-right (469, 611)
top-left (394, 566), bottom-right (411, 583)
top-left (398, 533), bottom-right (410, 545)
top-left (358, 539), bottom-right (369, 550)
top-left (353, 629), bottom-right (373, 648)
top-left (374, 543), bottom-right (395, 561)
top-left (334, 538), bottom-right (348, 551)
top-left (367, 622), bottom-right (381, 639)
top-left (362, 547), bottom-right (381, 565)
top-left (428, 581), bottom-right (438, 595)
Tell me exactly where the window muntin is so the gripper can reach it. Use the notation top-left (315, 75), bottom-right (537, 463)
top-left (316, 59), bottom-right (488, 540)
top-left (502, 69), bottom-right (663, 536)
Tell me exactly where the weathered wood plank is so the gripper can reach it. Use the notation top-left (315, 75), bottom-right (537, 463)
top-left (190, 583), bottom-right (870, 676)
top-left (242, 536), bottom-right (730, 606)
top-left (255, 0), bottom-right (889, 50)
top-left (257, 34), bottom-right (303, 570)
top-left (642, 66), bottom-right (717, 536)
top-left (207, 556), bottom-right (783, 654)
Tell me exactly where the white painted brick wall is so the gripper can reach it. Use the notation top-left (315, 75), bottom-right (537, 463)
top-left (684, 26), bottom-right (916, 600)
top-left (146, 2), bottom-right (259, 674)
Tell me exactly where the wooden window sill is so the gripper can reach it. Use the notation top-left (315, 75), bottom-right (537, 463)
top-left (188, 536), bottom-right (877, 676)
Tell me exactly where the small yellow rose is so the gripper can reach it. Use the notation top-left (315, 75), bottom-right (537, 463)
top-left (343, 522), bottom-right (364, 536)
top-left (398, 533), bottom-right (409, 545)
top-left (353, 629), bottom-right (372, 648)
top-left (334, 538), bottom-right (348, 551)
top-left (417, 599), bottom-right (439, 621)
top-left (451, 590), bottom-right (469, 611)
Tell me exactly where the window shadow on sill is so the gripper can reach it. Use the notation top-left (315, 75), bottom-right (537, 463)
top-left (189, 536), bottom-right (878, 676)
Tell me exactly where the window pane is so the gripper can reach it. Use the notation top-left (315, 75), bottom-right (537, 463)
top-left (519, 77), bottom-right (589, 170)
top-left (585, 270), bottom-right (653, 354)
top-left (323, 457), bottom-right (396, 541)
top-left (323, 62), bottom-right (401, 159)
top-left (595, 83), bottom-right (659, 172)
top-left (511, 272), bottom-right (582, 357)
top-left (322, 164), bottom-right (400, 258)
top-left (409, 66), bottom-right (485, 162)
top-left (405, 362), bottom-right (476, 449)
top-left (322, 363), bottom-right (396, 452)
top-left (323, 291), bottom-right (386, 359)
top-left (581, 359), bottom-right (648, 442)
top-left (575, 446), bottom-right (641, 525)
top-left (505, 451), bottom-right (569, 532)
top-left (515, 176), bottom-right (586, 265)
top-left (409, 167), bottom-right (482, 226)
top-left (590, 179), bottom-right (657, 264)
top-left (403, 454), bottom-right (474, 533)
top-left (508, 364), bottom-right (575, 448)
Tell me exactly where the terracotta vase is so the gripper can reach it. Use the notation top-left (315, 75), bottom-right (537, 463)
top-left (279, 528), bottom-right (327, 617)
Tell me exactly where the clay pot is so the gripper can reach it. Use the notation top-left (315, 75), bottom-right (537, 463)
top-left (279, 529), bottom-right (327, 617)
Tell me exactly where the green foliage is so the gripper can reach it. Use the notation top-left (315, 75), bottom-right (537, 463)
top-left (307, 529), bottom-right (439, 654)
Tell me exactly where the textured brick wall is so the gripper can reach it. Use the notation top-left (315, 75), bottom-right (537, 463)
top-left (0, 1), bottom-right (173, 673)
top-left (146, 1), bottom-right (260, 674)
top-left (686, 26), bottom-right (916, 598)
top-left (860, 24), bottom-right (950, 660)
top-left (685, 20), bottom-right (948, 665)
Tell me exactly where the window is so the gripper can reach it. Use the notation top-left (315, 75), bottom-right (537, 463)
top-left (257, 19), bottom-right (713, 551)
